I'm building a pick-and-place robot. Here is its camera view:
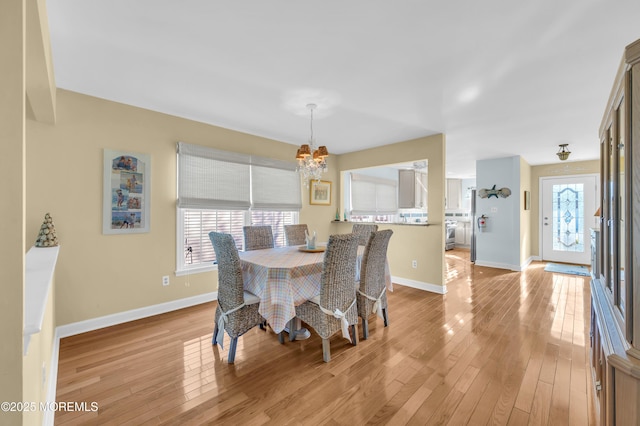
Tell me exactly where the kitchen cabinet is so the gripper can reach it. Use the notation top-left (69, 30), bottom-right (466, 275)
top-left (464, 222), bottom-right (472, 246)
top-left (446, 179), bottom-right (461, 210)
top-left (453, 221), bottom-right (472, 247)
top-left (454, 223), bottom-right (465, 246)
top-left (590, 38), bottom-right (640, 425)
top-left (398, 170), bottom-right (427, 209)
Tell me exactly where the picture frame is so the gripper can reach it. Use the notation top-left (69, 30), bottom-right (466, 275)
top-left (309, 180), bottom-right (331, 205)
top-left (524, 190), bottom-right (531, 211)
top-left (103, 149), bottom-right (151, 234)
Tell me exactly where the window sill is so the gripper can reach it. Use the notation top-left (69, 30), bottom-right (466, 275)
top-left (175, 264), bottom-right (217, 276)
top-left (24, 245), bottom-right (60, 355)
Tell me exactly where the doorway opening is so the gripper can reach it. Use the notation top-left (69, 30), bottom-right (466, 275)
top-left (540, 174), bottom-right (599, 265)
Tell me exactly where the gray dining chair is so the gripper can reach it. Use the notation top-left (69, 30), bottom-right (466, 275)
top-left (209, 232), bottom-right (264, 363)
top-left (356, 229), bottom-right (393, 340)
top-left (243, 225), bottom-right (274, 251)
top-left (352, 223), bottom-right (379, 245)
top-left (284, 224), bottom-right (309, 246)
top-left (293, 233), bottom-right (359, 362)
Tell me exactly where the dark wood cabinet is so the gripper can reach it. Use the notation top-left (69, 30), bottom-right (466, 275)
top-left (590, 38), bottom-right (640, 424)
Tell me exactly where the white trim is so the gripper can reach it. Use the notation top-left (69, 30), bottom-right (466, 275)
top-left (175, 264), bottom-right (217, 276)
top-left (538, 173), bottom-right (599, 264)
top-left (57, 292), bottom-right (218, 338)
top-left (43, 329), bottom-right (61, 426)
top-left (392, 276), bottom-right (447, 294)
top-left (474, 260), bottom-right (521, 271)
top-left (24, 245), bottom-right (60, 355)
top-left (518, 256), bottom-right (535, 271)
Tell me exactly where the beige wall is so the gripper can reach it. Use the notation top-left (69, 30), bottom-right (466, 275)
top-left (520, 157), bottom-right (532, 266)
top-left (530, 160), bottom-right (600, 256)
top-left (0, 0), bottom-right (26, 422)
top-left (297, 162), bottom-right (340, 243)
top-left (27, 91), bottom-right (447, 330)
top-left (27, 89), bottom-right (311, 325)
top-left (333, 135), bottom-right (446, 289)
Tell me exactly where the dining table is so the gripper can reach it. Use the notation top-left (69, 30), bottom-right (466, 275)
top-left (238, 244), bottom-right (392, 336)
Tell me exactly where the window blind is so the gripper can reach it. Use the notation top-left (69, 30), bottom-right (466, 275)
top-left (177, 142), bottom-right (301, 211)
top-left (177, 142), bottom-right (251, 210)
top-left (251, 156), bottom-right (302, 211)
top-left (183, 210), bottom-right (246, 266)
top-left (350, 172), bottom-right (398, 215)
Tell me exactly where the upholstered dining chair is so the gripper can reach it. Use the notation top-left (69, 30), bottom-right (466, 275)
top-left (352, 223), bottom-right (379, 245)
top-left (356, 229), bottom-right (393, 340)
top-left (293, 233), bottom-right (359, 362)
top-left (209, 232), bottom-right (264, 363)
top-left (284, 224), bottom-right (309, 246)
top-left (243, 225), bottom-right (274, 251)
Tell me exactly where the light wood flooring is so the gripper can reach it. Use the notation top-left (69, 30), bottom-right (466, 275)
top-left (55, 249), bottom-right (595, 425)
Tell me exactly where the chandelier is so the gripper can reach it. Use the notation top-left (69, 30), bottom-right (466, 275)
top-left (296, 103), bottom-right (329, 187)
top-left (556, 143), bottom-right (571, 161)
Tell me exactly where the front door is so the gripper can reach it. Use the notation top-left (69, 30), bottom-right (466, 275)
top-left (541, 175), bottom-right (598, 265)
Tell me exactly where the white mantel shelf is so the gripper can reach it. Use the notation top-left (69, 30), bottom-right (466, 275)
top-left (24, 245), bottom-right (59, 355)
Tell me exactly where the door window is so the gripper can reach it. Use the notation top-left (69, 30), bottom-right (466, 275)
top-left (552, 184), bottom-right (585, 253)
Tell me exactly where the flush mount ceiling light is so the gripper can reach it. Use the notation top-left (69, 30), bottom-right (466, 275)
top-left (295, 103), bottom-right (329, 187)
top-left (556, 143), bottom-right (571, 161)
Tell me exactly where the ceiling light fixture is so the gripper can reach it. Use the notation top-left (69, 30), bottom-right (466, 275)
top-left (296, 103), bottom-right (328, 187)
top-left (556, 143), bottom-right (571, 161)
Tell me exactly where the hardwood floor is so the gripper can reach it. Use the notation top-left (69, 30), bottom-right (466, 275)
top-left (55, 249), bottom-right (595, 425)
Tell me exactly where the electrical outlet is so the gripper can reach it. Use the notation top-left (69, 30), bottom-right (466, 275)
top-left (42, 362), bottom-right (46, 387)
top-left (412, 260), bottom-right (417, 268)
top-left (162, 275), bottom-right (170, 286)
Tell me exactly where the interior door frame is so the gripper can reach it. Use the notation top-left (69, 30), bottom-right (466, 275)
top-left (539, 173), bottom-right (600, 264)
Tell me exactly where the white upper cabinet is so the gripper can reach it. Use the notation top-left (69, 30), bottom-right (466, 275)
top-left (446, 179), bottom-right (461, 210)
top-left (398, 170), bottom-right (427, 209)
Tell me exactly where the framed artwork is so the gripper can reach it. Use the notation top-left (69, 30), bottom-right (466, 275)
top-left (103, 149), bottom-right (151, 234)
top-left (524, 190), bottom-right (531, 211)
top-left (310, 180), bottom-right (331, 205)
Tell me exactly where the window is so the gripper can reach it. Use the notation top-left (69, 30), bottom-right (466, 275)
top-left (176, 142), bottom-right (301, 273)
top-left (180, 209), bottom-right (298, 272)
top-left (349, 172), bottom-right (397, 222)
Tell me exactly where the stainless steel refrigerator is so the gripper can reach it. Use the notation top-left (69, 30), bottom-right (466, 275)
top-left (470, 189), bottom-right (477, 262)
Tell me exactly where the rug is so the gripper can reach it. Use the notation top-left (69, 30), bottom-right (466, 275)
top-left (544, 262), bottom-right (591, 277)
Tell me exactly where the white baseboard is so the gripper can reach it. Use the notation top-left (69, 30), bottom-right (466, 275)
top-left (57, 292), bottom-right (218, 339)
top-left (473, 260), bottom-right (521, 271)
top-left (519, 256), bottom-right (535, 271)
top-left (392, 276), bottom-right (447, 294)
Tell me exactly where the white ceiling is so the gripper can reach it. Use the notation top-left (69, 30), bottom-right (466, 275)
top-left (46, 1), bottom-right (640, 178)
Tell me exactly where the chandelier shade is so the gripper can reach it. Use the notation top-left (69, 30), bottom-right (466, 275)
top-left (296, 104), bottom-right (329, 186)
top-left (556, 143), bottom-right (571, 161)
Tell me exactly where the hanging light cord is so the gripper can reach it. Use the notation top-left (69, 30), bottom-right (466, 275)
top-left (309, 105), bottom-right (314, 145)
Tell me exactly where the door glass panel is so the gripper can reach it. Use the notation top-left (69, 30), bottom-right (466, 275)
top-left (552, 184), bottom-right (585, 253)
top-left (617, 101), bottom-right (625, 315)
top-left (600, 135), bottom-right (610, 289)
top-left (608, 135), bottom-right (615, 292)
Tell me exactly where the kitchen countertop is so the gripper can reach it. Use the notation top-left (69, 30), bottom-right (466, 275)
top-left (332, 220), bottom-right (429, 226)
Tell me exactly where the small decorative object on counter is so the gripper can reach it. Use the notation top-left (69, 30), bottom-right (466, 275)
top-left (343, 209), bottom-right (348, 221)
top-left (304, 229), bottom-right (317, 249)
top-left (35, 213), bottom-right (59, 247)
top-left (335, 208), bottom-right (340, 221)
